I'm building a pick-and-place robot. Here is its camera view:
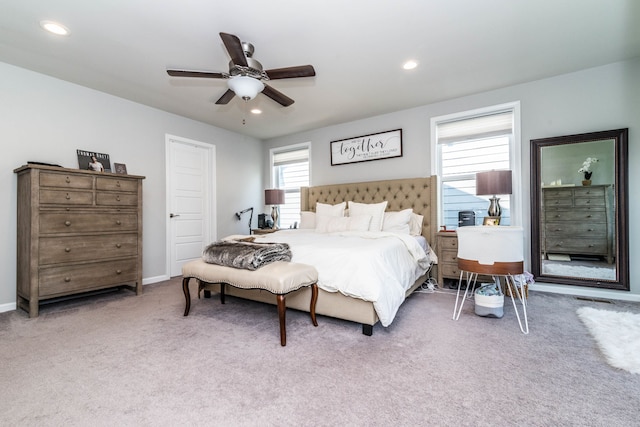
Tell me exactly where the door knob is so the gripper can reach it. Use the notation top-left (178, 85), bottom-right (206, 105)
top-left (170, 213), bottom-right (180, 218)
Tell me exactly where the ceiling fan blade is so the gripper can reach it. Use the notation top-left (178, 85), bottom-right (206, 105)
top-left (262, 84), bottom-right (294, 107)
top-left (265, 65), bottom-right (316, 80)
top-left (219, 32), bottom-right (248, 67)
top-left (215, 89), bottom-right (235, 105)
top-left (167, 70), bottom-right (226, 79)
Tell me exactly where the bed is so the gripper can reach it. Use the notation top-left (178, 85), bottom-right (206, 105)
top-left (202, 176), bottom-right (439, 335)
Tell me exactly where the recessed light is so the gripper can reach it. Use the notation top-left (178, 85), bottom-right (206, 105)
top-left (403, 60), bottom-right (418, 70)
top-left (40, 20), bottom-right (70, 36)
top-left (251, 109), bottom-right (262, 115)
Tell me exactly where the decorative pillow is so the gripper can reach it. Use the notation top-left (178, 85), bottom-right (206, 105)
top-left (299, 211), bottom-right (316, 229)
top-left (409, 213), bottom-right (424, 236)
top-left (316, 201), bottom-right (346, 217)
top-left (382, 209), bottom-right (413, 235)
top-left (348, 215), bottom-right (373, 232)
top-left (348, 201), bottom-right (388, 231)
top-left (315, 215), bottom-right (372, 233)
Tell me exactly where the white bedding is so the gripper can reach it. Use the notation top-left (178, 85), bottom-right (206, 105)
top-left (253, 229), bottom-right (437, 327)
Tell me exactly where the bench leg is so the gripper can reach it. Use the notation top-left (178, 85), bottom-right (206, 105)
top-left (310, 283), bottom-right (318, 327)
top-left (182, 277), bottom-right (192, 316)
top-left (277, 294), bottom-right (287, 346)
top-left (220, 283), bottom-right (226, 304)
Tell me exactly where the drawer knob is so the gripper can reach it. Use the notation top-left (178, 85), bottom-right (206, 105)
top-left (64, 277), bottom-right (71, 282)
top-left (65, 247), bottom-right (71, 252)
top-left (65, 177), bottom-right (71, 183)
top-left (65, 193), bottom-right (71, 200)
top-left (116, 269), bottom-right (122, 274)
top-left (116, 243), bottom-right (122, 248)
top-left (64, 221), bottom-right (71, 226)
top-left (116, 181), bottom-right (121, 187)
top-left (116, 220), bottom-right (121, 225)
top-left (116, 196), bottom-right (121, 201)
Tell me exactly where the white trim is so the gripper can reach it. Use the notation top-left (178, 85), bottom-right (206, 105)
top-left (142, 274), bottom-right (170, 285)
top-left (0, 302), bottom-right (16, 313)
top-left (531, 283), bottom-right (640, 302)
top-left (269, 141), bottom-right (311, 187)
top-left (165, 134), bottom-right (216, 278)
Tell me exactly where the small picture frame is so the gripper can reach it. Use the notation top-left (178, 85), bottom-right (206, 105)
top-left (483, 216), bottom-right (501, 226)
top-left (114, 163), bottom-right (128, 174)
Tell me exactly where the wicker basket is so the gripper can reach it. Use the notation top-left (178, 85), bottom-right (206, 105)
top-left (505, 282), bottom-right (528, 299)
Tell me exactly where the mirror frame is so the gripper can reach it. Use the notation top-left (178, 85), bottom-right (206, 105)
top-left (530, 128), bottom-right (629, 290)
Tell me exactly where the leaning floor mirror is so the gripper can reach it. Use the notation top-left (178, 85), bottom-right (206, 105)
top-left (530, 128), bottom-right (629, 290)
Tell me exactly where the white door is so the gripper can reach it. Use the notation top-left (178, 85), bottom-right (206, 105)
top-left (166, 135), bottom-right (216, 277)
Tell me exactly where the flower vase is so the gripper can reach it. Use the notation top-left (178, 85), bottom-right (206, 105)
top-left (582, 179), bottom-right (592, 186)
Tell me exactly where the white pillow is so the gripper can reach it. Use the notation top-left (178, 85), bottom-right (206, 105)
top-left (316, 201), bottom-right (346, 217)
top-left (315, 215), bottom-right (372, 233)
top-left (348, 215), bottom-right (373, 232)
top-left (299, 211), bottom-right (316, 229)
top-left (382, 209), bottom-right (413, 235)
top-left (348, 201), bottom-right (388, 231)
top-left (409, 213), bottom-right (424, 236)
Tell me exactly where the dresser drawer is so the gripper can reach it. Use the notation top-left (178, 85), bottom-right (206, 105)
top-left (96, 192), bottom-right (138, 206)
top-left (438, 236), bottom-right (458, 250)
top-left (440, 263), bottom-right (461, 278)
top-left (544, 210), bottom-right (606, 222)
top-left (440, 249), bottom-right (458, 264)
top-left (96, 177), bottom-right (138, 192)
top-left (39, 259), bottom-right (138, 297)
top-left (544, 222), bottom-right (607, 236)
top-left (40, 212), bottom-right (138, 233)
top-left (39, 171), bottom-right (93, 190)
top-left (545, 237), bottom-right (607, 254)
top-left (39, 233), bottom-right (138, 265)
top-left (40, 189), bottom-right (93, 206)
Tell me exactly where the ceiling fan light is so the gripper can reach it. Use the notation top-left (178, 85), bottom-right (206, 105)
top-left (227, 76), bottom-right (264, 100)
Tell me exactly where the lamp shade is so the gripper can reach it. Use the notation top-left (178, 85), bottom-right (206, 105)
top-left (476, 170), bottom-right (512, 196)
top-left (227, 76), bottom-right (265, 100)
top-left (265, 189), bottom-right (285, 205)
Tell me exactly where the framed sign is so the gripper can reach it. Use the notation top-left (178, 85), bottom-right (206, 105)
top-left (330, 129), bottom-right (402, 166)
top-left (77, 149), bottom-right (111, 172)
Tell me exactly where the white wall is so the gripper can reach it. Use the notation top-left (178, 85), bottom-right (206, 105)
top-left (0, 62), bottom-right (264, 311)
top-left (263, 57), bottom-right (640, 299)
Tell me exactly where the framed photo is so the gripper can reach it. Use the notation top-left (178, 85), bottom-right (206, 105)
top-left (114, 163), bottom-right (128, 174)
top-left (77, 149), bottom-right (111, 172)
top-left (330, 129), bottom-right (402, 166)
top-left (483, 216), bottom-right (501, 226)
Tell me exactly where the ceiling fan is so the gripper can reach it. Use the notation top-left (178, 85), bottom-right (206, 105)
top-left (167, 32), bottom-right (316, 107)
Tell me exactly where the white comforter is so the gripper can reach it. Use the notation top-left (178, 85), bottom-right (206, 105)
top-left (254, 229), bottom-right (436, 327)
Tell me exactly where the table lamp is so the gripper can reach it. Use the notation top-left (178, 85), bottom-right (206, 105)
top-left (264, 189), bottom-right (285, 229)
top-left (476, 170), bottom-right (512, 217)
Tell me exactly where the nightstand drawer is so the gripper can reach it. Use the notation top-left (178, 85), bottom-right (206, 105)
top-left (440, 263), bottom-right (461, 278)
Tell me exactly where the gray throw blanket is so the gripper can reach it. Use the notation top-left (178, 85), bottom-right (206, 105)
top-left (202, 240), bottom-right (292, 270)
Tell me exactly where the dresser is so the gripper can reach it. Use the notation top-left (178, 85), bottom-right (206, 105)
top-left (436, 231), bottom-right (460, 287)
top-left (542, 185), bottom-right (614, 263)
top-left (14, 165), bottom-right (145, 317)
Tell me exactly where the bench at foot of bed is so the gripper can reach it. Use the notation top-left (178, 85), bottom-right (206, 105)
top-left (181, 258), bottom-right (319, 346)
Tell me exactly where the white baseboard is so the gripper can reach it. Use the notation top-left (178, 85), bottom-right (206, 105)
top-left (531, 283), bottom-right (640, 302)
top-left (0, 302), bottom-right (17, 314)
top-left (143, 274), bottom-right (170, 285)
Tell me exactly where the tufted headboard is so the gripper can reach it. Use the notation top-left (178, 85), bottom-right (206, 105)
top-left (300, 176), bottom-right (439, 246)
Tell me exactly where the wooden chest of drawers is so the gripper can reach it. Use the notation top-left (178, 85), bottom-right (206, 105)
top-left (14, 164), bottom-right (145, 317)
top-left (541, 185), bottom-right (614, 263)
top-left (436, 231), bottom-right (460, 287)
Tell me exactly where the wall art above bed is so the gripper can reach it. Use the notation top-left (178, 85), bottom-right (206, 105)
top-left (330, 128), bottom-right (402, 166)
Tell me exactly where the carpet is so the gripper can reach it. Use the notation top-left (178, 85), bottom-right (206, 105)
top-left (577, 306), bottom-right (640, 374)
top-left (543, 262), bottom-right (616, 280)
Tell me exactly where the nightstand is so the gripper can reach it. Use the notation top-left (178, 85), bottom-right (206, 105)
top-left (252, 228), bottom-right (277, 235)
top-left (436, 231), bottom-right (459, 288)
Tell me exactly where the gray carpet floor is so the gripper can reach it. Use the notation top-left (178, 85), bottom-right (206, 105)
top-left (1, 278), bottom-right (639, 426)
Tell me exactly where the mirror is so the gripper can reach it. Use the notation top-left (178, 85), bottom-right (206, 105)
top-left (530, 129), bottom-right (629, 290)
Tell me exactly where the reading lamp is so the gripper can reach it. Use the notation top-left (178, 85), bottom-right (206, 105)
top-left (264, 189), bottom-right (285, 229)
top-left (235, 207), bottom-right (253, 234)
top-left (476, 170), bottom-right (512, 218)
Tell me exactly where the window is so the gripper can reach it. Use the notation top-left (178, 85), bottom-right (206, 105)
top-left (270, 143), bottom-right (310, 228)
top-left (431, 102), bottom-right (521, 229)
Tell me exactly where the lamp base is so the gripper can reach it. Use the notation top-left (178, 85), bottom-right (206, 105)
top-left (487, 196), bottom-right (502, 217)
top-left (271, 206), bottom-right (279, 229)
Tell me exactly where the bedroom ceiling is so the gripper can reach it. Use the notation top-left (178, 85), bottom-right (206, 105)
top-left (1, 1), bottom-right (639, 140)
